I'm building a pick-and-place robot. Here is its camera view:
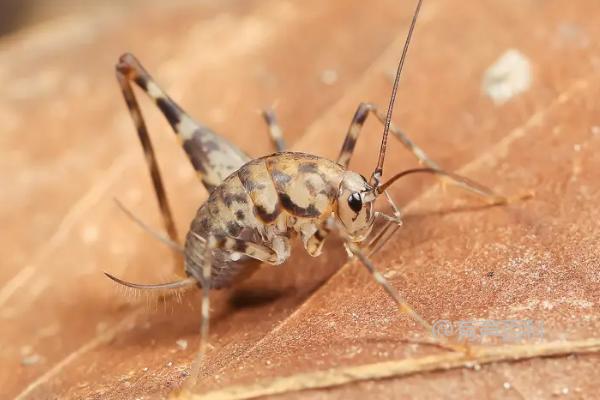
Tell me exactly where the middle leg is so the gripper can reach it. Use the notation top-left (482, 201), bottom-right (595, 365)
top-left (262, 108), bottom-right (286, 152)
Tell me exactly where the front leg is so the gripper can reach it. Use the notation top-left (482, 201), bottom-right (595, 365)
top-left (345, 242), bottom-right (467, 353)
top-left (299, 222), bottom-right (331, 257)
top-left (344, 242), bottom-right (431, 332)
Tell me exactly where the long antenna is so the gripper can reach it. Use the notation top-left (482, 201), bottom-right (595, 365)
top-left (372, 0), bottom-right (424, 186)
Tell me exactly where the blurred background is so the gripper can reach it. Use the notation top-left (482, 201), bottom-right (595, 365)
top-left (0, 0), bottom-right (147, 36)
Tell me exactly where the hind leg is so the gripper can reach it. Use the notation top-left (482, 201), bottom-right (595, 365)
top-left (116, 56), bottom-right (182, 269)
top-left (116, 53), bottom-right (252, 273)
top-left (185, 244), bottom-right (213, 388)
top-left (184, 231), bottom-right (287, 386)
top-left (116, 53), bottom-right (250, 193)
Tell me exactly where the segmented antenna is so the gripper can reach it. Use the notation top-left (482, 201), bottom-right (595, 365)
top-left (372, 0), bottom-right (424, 186)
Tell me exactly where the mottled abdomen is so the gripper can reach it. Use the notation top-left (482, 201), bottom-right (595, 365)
top-left (183, 152), bottom-right (344, 288)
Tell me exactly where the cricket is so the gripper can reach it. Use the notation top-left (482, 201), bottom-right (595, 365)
top-left (105, 0), bottom-right (514, 385)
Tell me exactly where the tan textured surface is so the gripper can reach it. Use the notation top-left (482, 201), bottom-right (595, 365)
top-left (1, 0), bottom-right (599, 399)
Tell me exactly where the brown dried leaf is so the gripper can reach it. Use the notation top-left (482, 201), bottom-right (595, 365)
top-left (1, 0), bottom-right (599, 399)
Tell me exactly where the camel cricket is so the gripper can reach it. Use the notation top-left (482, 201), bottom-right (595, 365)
top-left (106, 0), bottom-right (511, 383)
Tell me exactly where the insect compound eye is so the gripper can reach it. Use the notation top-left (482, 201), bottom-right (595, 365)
top-left (347, 192), bottom-right (363, 213)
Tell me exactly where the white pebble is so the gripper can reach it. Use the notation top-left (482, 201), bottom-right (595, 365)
top-left (320, 69), bottom-right (338, 85)
top-left (482, 49), bottom-right (532, 105)
top-left (21, 354), bottom-right (42, 366)
top-left (81, 225), bottom-right (99, 244)
top-left (176, 339), bottom-right (188, 350)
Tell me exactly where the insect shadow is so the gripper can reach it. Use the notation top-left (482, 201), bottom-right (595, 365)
top-left (228, 287), bottom-right (291, 309)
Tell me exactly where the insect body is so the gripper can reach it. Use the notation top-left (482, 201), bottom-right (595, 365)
top-left (107, 0), bottom-right (512, 384)
top-left (185, 151), bottom-right (387, 287)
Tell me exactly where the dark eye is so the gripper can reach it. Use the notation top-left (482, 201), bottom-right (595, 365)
top-left (347, 192), bottom-right (363, 213)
